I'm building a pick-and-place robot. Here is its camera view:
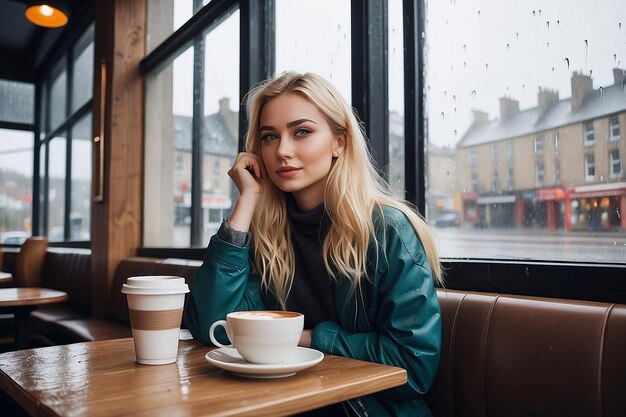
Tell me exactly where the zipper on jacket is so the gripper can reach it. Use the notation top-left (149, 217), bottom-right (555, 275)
top-left (346, 398), bottom-right (368, 417)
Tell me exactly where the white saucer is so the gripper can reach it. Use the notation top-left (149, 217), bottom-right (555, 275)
top-left (205, 347), bottom-right (324, 378)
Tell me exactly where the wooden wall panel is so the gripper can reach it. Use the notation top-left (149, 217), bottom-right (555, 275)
top-left (91, 0), bottom-right (146, 318)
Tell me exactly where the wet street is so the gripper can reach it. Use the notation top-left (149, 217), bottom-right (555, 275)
top-left (433, 227), bottom-right (626, 264)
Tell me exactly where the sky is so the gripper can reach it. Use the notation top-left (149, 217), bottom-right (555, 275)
top-left (426, 0), bottom-right (626, 148)
top-left (2, 0), bottom-right (625, 177)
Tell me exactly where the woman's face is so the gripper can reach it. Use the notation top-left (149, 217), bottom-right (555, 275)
top-left (259, 92), bottom-right (344, 211)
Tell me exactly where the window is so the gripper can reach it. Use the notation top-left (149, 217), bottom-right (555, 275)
top-left (0, 80), bottom-right (35, 242)
top-left (275, 0), bottom-right (351, 101)
top-left (584, 121), bottom-right (595, 145)
top-left (388, 0), bottom-right (404, 198)
top-left (610, 150), bottom-right (622, 177)
top-left (425, 0), bottom-right (626, 264)
top-left (534, 136), bottom-right (543, 155)
top-left (491, 144), bottom-right (499, 162)
top-left (555, 159), bottom-right (561, 184)
top-left (585, 154), bottom-right (595, 181)
top-left (491, 168), bottom-right (499, 191)
top-left (609, 115), bottom-right (620, 141)
top-left (144, 4), bottom-right (240, 247)
top-left (536, 161), bottom-right (544, 187)
top-left (554, 131), bottom-right (560, 151)
top-left (37, 24), bottom-right (94, 242)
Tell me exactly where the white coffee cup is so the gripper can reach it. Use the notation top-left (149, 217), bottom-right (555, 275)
top-left (121, 276), bottom-right (189, 365)
top-left (209, 311), bottom-right (304, 364)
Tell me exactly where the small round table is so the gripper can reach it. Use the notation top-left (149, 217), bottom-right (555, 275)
top-left (0, 287), bottom-right (68, 349)
top-left (0, 271), bottom-right (12, 284)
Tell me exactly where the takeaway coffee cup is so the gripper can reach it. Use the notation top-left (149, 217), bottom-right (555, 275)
top-left (121, 276), bottom-right (189, 365)
top-left (209, 311), bottom-right (304, 364)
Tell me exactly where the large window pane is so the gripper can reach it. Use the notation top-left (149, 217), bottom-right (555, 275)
top-left (70, 115), bottom-right (92, 240)
top-left (49, 60), bottom-right (68, 133)
top-left (48, 135), bottom-right (67, 242)
top-left (0, 80), bottom-right (34, 124)
top-left (388, 0), bottom-right (405, 199)
top-left (425, 0), bottom-right (626, 263)
top-left (275, 0), bottom-right (351, 102)
top-left (71, 24), bottom-right (94, 113)
top-left (146, 0), bottom-right (214, 54)
top-left (144, 9), bottom-right (239, 248)
top-left (0, 129), bottom-right (33, 243)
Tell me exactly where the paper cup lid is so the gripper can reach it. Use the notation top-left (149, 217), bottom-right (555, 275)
top-left (121, 276), bottom-right (190, 295)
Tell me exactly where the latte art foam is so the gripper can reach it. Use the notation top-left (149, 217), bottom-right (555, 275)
top-left (232, 311), bottom-right (301, 320)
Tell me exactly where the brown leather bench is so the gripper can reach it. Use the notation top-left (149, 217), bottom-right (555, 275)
top-left (426, 289), bottom-right (626, 417)
top-left (42, 257), bottom-right (201, 343)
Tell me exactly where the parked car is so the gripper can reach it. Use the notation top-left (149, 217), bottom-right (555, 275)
top-left (434, 213), bottom-right (460, 228)
top-left (0, 231), bottom-right (31, 245)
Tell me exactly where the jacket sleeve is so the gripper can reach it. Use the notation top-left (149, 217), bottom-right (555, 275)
top-left (311, 212), bottom-right (442, 400)
top-left (183, 234), bottom-right (267, 344)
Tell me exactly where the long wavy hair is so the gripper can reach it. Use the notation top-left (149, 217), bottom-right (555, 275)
top-left (245, 71), bottom-right (442, 308)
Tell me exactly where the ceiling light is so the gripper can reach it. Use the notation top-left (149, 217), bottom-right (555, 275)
top-left (25, 1), bottom-right (69, 28)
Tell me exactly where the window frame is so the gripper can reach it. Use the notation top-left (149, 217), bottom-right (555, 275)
top-left (609, 115), bottom-right (620, 141)
top-left (584, 121), bottom-right (595, 145)
top-left (137, 0), bottom-right (626, 305)
top-left (610, 149), bottom-right (621, 178)
top-left (33, 20), bottom-right (95, 245)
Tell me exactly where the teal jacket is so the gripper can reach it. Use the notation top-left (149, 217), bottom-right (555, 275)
top-left (184, 205), bottom-right (441, 417)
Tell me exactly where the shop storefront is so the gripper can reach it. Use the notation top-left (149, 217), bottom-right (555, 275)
top-left (565, 182), bottom-right (626, 231)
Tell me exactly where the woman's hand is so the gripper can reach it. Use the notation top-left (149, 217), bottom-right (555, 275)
top-left (228, 152), bottom-right (262, 196)
top-left (298, 329), bottom-right (313, 348)
top-left (226, 152), bottom-right (262, 232)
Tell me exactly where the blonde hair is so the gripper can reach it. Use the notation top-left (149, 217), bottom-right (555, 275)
top-left (245, 71), bottom-right (441, 308)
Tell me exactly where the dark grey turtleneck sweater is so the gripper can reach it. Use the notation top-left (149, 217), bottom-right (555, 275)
top-left (217, 194), bottom-right (337, 329)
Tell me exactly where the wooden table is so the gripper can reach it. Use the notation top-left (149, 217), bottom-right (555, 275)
top-left (0, 287), bottom-right (68, 349)
top-left (0, 338), bottom-right (407, 416)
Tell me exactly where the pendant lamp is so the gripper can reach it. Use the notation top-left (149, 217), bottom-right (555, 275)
top-left (25, 1), bottom-right (69, 28)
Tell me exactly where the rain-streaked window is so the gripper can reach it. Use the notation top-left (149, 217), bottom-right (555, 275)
top-left (425, 0), bottom-right (626, 263)
top-left (144, 7), bottom-right (239, 247)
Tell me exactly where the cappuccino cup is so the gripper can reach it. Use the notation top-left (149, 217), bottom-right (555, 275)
top-left (209, 311), bottom-right (304, 364)
top-left (121, 276), bottom-right (189, 365)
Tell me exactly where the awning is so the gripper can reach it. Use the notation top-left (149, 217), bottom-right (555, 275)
top-left (569, 181), bottom-right (626, 199)
top-left (477, 195), bottom-right (516, 204)
top-left (537, 188), bottom-right (565, 201)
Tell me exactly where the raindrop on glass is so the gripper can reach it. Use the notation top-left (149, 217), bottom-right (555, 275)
top-left (564, 57), bottom-right (570, 69)
top-left (506, 43), bottom-right (510, 51)
top-left (485, 63), bottom-right (489, 70)
top-left (477, 10), bottom-right (480, 18)
top-left (600, 175), bottom-right (604, 181)
top-left (546, 42), bottom-right (550, 48)
top-left (453, 129), bottom-right (458, 137)
top-left (451, 65), bottom-right (454, 73)
top-left (546, 21), bottom-right (550, 29)
top-left (516, 32), bottom-right (519, 39)
top-left (441, 112), bottom-right (445, 120)
top-left (600, 86), bottom-right (604, 101)
top-left (463, 44), bottom-right (467, 53)
top-left (552, 66), bottom-right (555, 73)
top-left (557, 20), bottom-right (560, 27)
top-left (452, 94), bottom-right (457, 102)
top-left (454, 107), bottom-right (457, 114)
top-left (463, 61), bottom-right (467, 69)
top-left (614, 53), bottom-right (618, 62)
top-left (538, 9), bottom-right (542, 16)
top-left (532, 10), bottom-right (536, 17)
top-left (471, 90), bottom-right (477, 98)
top-left (619, 22), bottom-right (622, 30)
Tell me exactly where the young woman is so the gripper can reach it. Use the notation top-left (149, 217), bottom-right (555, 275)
top-left (184, 72), bottom-right (442, 417)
